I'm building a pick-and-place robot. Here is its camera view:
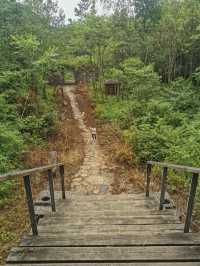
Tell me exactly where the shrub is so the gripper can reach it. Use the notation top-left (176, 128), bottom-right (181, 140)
top-left (113, 143), bottom-right (135, 166)
top-left (0, 180), bottom-right (16, 208)
top-left (0, 124), bottom-right (24, 173)
top-left (121, 57), bottom-right (161, 100)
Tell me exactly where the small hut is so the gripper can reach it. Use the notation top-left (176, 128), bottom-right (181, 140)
top-left (47, 71), bottom-right (65, 86)
top-left (104, 80), bottom-right (121, 96)
top-left (64, 80), bottom-right (76, 85)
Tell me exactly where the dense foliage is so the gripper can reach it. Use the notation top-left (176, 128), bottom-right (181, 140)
top-left (0, 0), bottom-right (67, 205)
top-left (66, 0), bottom-right (200, 171)
top-left (2, 0), bottom-right (200, 205)
top-left (0, 0), bottom-right (66, 174)
top-left (64, 0), bottom-right (200, 210)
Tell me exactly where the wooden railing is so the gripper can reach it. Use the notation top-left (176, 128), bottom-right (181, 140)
top-left (146, 161), bottom-right (199, 233)
top-left (0, 163), bottom-right (65, 236)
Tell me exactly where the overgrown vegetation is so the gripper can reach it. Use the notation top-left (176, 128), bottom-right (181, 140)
top-left (1, 0), bottom-right (200, 224)
top-left (66, 0), bottom-right (200, 169)
top-left (65, 0), bottom-right (200, 221)
top-left (0, 0), bottom-right (67, 206)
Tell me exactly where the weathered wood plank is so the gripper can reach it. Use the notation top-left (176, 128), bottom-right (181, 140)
top-left (61, 198), bottom-right (157, 204)
top-left (38, 216), bottom-right (181, 226)
top-left (7, 246), bottom-right (200, 263)
top-left (57, 199), bottom-right (158, 210)
top-left (23, 175), bottom-right (38, 236)
top-left (35, 209), bottom-right (177, 220)
top-left (48, 203), bottom-right (159, 212)
top-left (184, 173), bottom-right (199, 233)
top-left (145, 163), bottom-right (152, 197)
top-left (21, 233), bottom-right (200, 247)
top-left (52, 191), bottom-right (150, 200)
top-left (50, 192), bottom-right (167, 205)
top-left (159, 167), bottom-right (168, 210)
top-left (6, 190), bottom-right (200, 264)
top-left (0, 163), bottom-right (63, 181)
top-left (54, 207), bottom-right (177, 215)
top-left (5, 263), bottom-right (200, 266)
top-left (36, 224), bottom-right (184, 235)
top-left (147, 161), bottom-right (200, 174)
top-left (47, 210), bottom-right (178, 217)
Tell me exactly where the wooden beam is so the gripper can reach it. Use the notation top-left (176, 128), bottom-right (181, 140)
top-left (21, 232), bottom-right (200, 247)
top-left (59, 165), bottom-right (65, 199)
top-left (146, 163), bottom-right (152, 197)
top-left (184, 173), bottom-right (199, 233)
top-left (48, 169), bottom-right (56, 212)
top-left (0, 163), bottom-right (63, 181)
top-left (7, 246), bottom-right (200, 263)
top-left (4, 263), bottom-right (200, 266)
top-left (159, 167), bottom-right (168, 210)
top-left (147, 161), bottom-right (200, 174)
top-left (23, 175), bottom-right (38, 236)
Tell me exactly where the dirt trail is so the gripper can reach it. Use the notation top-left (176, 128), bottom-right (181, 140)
top-left (65, 85), bottom-right (113, 194)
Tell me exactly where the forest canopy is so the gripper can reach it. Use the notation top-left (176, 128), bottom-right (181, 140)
top-left (0, 0), bottom-right (66, 173)
top-left (1, 0), bottom-right (200, 172)
top-left (67, 0), bottom-right (200, 169)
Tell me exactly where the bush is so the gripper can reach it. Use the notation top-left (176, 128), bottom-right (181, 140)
top-left (0, 124), bottom-right (24, 173)
top-left (121, 57), bottom-right (161, 100)
top-left (94, 73), bottom-right (200, 169)
top-left (113, 143), bottom-right (135, 166)
top-left (0, 180), bottom-right (16, 208)
top-left (95, 98), bottom-right (131, 121)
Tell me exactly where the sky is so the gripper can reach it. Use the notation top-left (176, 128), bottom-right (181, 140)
top-left (57, 0), bottom-right (105, 21)
top-left (57, 0), bottom-right (80, 20)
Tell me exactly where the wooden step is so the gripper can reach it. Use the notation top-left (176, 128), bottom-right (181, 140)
top-left (7, 246), bottom-right (200, 263)
top-left (36, 223), bottom-right (184, 235)
top-left (47, 191), bottom-right (148, 201)
top-left (5, 262), bottom-right (200, 266)
top-left (53, 209), bottom-right (177, 216)
top-left (38, 216), bottom-right (181, 226)
top-left (21, 232), bottom-right (200, 247)
top-left (5, 263), bottom-right (200, 266)
top-left (58, 199), bottom-right (158, 208)
top-left (6, 191), bottom-right (200, 265)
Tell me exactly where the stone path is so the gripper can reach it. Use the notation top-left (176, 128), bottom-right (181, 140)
top-left (64, 85), bottom-right (113, 194)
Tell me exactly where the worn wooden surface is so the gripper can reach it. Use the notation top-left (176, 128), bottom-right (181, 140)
top-left (147, 160), bottom-right (200, 174)
top-left (6, 191), bottom-right (200, 265)
top-left (184, 172), bottom-right (199, 233)
top-left (4, 264), bottom-right (200, 266)
top-left (7, 246), bottom-right (200, 262)
top-left (0, 163), bottom-right (63, 181)
top-left (21, 233), bottom-right (200, 247)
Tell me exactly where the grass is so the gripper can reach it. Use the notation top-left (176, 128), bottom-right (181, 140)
top-left (0, 180), bottom-right (17, 208)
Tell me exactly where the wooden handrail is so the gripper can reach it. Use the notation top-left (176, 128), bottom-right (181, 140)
top-left (146, 161), bottom-right (199, 233)
top-left (0, 163), bottom-right (63, 181)
top-left (0, 163), bottom-right (65, 236)
top-left (147, 161), bottom-right (200, 174)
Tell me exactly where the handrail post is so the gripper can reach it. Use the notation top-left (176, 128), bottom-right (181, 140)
top-left (59, 165), bottom-right (65, 199)
top-left (146, 163), bottom-right (152, 197)
top-left (159, 167), bottom-right (168, 210)
top-left (184, 173), bottom-right (199, 233)
top-left (48, 169), bottom-right (56, 212)
top-left (23, 175), bottom-right (38, 236)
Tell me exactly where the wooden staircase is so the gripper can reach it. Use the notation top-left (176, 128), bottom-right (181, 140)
top-left (6, 192), bottom-right (200, 265)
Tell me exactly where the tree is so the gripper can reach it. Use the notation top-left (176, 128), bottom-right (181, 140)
top-left (0, 0), bottom-right (64, 173)
top-left (75, 0), bottom-right (97, 18)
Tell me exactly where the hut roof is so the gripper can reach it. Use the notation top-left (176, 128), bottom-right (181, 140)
top-left (104, 79), bottom-right (120, 85)
top-left (64, 80), bottom-right (76, 85)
